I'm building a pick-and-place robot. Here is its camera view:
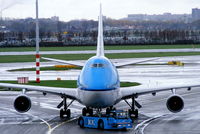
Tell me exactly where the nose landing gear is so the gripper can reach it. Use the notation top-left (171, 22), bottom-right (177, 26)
top-left (106, 106), bottom-right (116, 115)
top-left (82, 107), bottom-right (93, 116)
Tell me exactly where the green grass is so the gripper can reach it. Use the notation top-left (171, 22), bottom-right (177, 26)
top-left (0, 80), bottom-right (141, 90)
top-left (9, 66), bottom-right (82, 72)
top-left (120, 82), bottom-right (140, 87)
top-left (0, 44), bottom-right (199, 52)
top-left (9, 63), bottom-right (170, 72)
top-left (0, 52), bottom-right (200, 63)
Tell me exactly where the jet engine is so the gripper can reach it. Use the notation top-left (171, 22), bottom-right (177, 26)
top-left (166, 95), bottom-right (184, 113)
top-left (14, 95), bottom-right (31, 113)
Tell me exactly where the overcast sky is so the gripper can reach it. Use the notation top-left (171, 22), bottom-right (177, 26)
top-left (0, 0), bottom-right (199, 21)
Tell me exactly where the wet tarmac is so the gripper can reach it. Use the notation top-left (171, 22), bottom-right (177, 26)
top-left (0, 55), bottom-right (200, 134)
top-left (0, 48), bottom-right (200, 55)
top-left (1, 88), bottom-right (200, 134)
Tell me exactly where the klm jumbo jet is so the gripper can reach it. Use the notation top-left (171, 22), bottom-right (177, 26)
top-left (0, 5), bottom-right (200, 119)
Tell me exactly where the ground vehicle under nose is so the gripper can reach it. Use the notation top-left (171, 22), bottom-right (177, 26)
top-left (78, 110), bottom-right (133, 130)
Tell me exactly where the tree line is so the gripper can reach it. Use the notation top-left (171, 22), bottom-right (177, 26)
top-left (0, 18), bottom-right (200, 46)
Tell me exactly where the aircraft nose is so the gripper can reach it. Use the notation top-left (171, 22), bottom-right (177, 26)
top-left (83, 72), bottom-right (118, 90)
top-left (86, 77), bottom-right (109, 89)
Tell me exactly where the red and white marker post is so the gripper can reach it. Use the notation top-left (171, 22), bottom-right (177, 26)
top-left (36, 54), bottom-right (40, 83)
top-left (35, 0), bottom-right (40, 83)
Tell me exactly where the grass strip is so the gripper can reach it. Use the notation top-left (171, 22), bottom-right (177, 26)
top-left (0, 44), bottom-right (199, 52)
top-left (0, 80), bottom-right (141, 90)
top-left (0, 52), bottom-right (200, 63)
top-left (9, 64), bottom-right (169, 72)
top-left (9, 66), bottom-right (82, 71)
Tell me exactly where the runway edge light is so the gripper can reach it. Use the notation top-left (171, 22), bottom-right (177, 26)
top-left (35, 0), bottom-right (40, 83)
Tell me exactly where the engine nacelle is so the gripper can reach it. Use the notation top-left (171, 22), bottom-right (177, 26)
top-left (166, 95), bottom-right (184, 113)
top-left (14, 95), bottom-right (31, 113)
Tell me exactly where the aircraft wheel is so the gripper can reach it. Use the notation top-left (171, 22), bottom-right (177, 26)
top-left (60, 109), bottom-right (64, 119)
top-left (134, 109), bottom-right (138, 118)
top-left (128, 109), bottom-right (138, 118)
top-left (82, 107), bottom-right (87, 116)
top-left (106, 108), bottom-right (111, 115)
top-left (98, 120), bottom-right (104, 129)
top-left (88, 108), bottom-right (93, 116)
top-left (128, 109), bottom-right (131, 116)
top-left (66, 109), bottom-right (71, 118)
top-left (78, 117), bottom-right (84, 128)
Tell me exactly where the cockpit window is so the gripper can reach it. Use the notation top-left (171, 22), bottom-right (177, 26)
top-left (91, 63), bottom-right (104, 68)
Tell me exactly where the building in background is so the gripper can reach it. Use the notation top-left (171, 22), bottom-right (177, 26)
top-left (51, 16), bottom-right (59, 21)
top-left (125, 8), bottom-right (200, 23)
top-left (192, 8), bottom-right (200, 22)
top-left (126, 13), bottom-right (191, 23)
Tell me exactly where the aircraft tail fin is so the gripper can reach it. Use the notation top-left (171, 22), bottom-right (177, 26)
top-left (96, 4), bottom-right (105, 57)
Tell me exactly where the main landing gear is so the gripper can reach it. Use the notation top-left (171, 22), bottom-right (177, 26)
top-left (82, 107), bottom-right (93, 116)
top-left (125, 96), bottom-right (142, 118)
top-left (57, 97), bottom-right (74, 119)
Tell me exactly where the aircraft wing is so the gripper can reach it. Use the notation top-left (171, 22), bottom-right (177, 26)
top-left (113, 57), bottom-right (159, 67)
top-left (0, 83), bottom-right (78, 100)
top-left (120, 80), bottom-right (200, 99)
top-left (42, 57), bottom-right (85, 67)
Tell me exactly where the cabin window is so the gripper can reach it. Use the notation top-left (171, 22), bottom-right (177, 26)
top-left (91, 63), bottom-right (104, 68)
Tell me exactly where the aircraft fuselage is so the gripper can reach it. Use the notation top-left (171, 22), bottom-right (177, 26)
top-left (77, 56), bottom-right (122, 108)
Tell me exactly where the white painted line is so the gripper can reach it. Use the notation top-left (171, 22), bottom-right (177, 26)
top-left (0, 107), bottom-right (52, 132)
top-left (134, 114), bottom-right (169, 134)
top-left (47, 117), bottom-right (79, 134)
top-left (27, 113), bottom-right (52, 132)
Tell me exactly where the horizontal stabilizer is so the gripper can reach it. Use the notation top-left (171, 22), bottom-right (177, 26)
top-left (114, 57), bottom-right (160, 67)
top-left (42, 57), bottom-right (85, 67)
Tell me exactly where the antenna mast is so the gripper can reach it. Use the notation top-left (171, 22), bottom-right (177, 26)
top-left (35, 0), bottom-right (40, 83)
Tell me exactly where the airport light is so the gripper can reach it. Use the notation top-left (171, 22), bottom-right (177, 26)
top-left (0, 10), bottom-right (2, 21)
top-left (35, 0), bottom-right (40, 83)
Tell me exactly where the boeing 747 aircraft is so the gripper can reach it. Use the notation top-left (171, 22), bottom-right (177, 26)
top-left (0, 5), bottom-right (200, 119)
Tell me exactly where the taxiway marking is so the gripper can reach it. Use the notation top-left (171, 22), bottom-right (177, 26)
top-left (134, 90), bottom-right (200, 134)
top-left (0, 107), bottom-right (52, 132)
top-left (47, 117), bottom-right (78, 134)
